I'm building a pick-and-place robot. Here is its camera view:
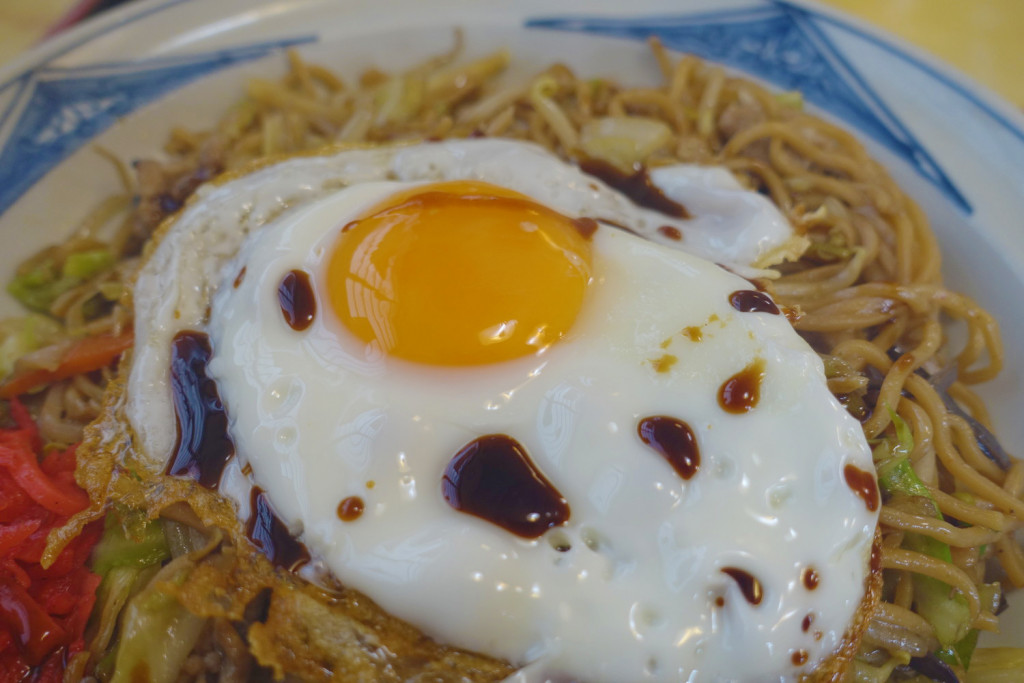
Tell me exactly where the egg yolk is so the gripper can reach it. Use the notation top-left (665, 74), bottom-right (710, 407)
top-left (327, 180), bottom-right (593, 366)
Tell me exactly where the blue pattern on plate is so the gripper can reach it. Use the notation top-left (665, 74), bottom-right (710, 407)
top-left (0, 36), bottom-right (314, 217)
top-left (525, 2), bottom-right (971, 213)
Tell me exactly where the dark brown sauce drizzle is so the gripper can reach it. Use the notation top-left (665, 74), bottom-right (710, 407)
top-left (247, 487), bottom-right (311, 571)
top-left (658, 225), bottom-right (682, 241)
top-left (572, 216), bottom-right (599, 239)
top-left (165, 331), bottom-right (234, 489)
top-left (637, 416), bottom-right (700, 480)
top-left (278, 269), bottom-right (317, 332)
top-left (724, 569), bottom-right (765, 606)
top-left (722, 567), bottom-right (763, 605)
top-left (802, 567), bottom-right (820, 590)
top-left (844, 464), bottom-right (880, 512)
top-left (729, 290), bottom-right (780, 316)
top-left (337, 496), bottom-right (365, 522)
top-left (802, 613), bottom-right (815, 632)
top-left (233, 266), bottom-right (246, 289)
top-left (718, 358), bottom-right (766, 414)
top-left (442, 434), bottom-right (570, 538)
top-left (791, 650), bottom-right (809, 666)
top-left (579, 159), bottom-right (691, 218)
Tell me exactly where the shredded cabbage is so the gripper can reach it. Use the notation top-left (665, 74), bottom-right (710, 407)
top-left (89, 516), bottom-right (211, 683)
top-left (579, 116), bottom-right (673, 171)
top-left (108, 555), bottom-right (206, 683)
top-left (91, 509), bottom-right (171, 576)
top-left (0, 314), bottom-right (62, 379)
top-left (6, 247), bottom-right (113, 312)
top-left (849, 651), bottom-right (910, 683)
top-left (875, 409), bottom-right (973, 653)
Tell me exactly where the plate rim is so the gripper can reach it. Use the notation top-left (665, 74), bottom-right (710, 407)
top-left (1, 0), bottom-right (1022, 141)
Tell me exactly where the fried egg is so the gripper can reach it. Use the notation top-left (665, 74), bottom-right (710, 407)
top-left (125, 139), bottom-right (878, 682)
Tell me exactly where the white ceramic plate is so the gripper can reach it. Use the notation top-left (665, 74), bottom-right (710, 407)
top-left (1, 0), bottom-right (1022, 653)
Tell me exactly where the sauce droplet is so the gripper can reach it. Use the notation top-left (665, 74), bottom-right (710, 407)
top-left (649, 354), bottom-right (677, 373)
top-left (802, 567), bottom-right (820, 590)
top-left (233, 266), bottom-right (246, 289)
top-left (722, 567), bottom-right (763, 605)
top-left (442, 435), bottom-right (570, 538)
top-left (247, 487), bottom-right (311, 571)
top-left (165, 331), bottom-right (234, 489)
top-left (718, 358), bottom-right (766, 414)
top-left (729, 290), bottom-right (780, 315)
top-left (658, 225), bottom-right (682, 241)
top-left (637, 416), bottom-right (701, 480)
top-left (844, 464), bottom-right (880, 512)
top-left (682, 326), bottom-right (702, 342)
top-left (579, 159), bottom-right (691, 218)
top-left (802, 613), bottom-right (815, 632)
top-left (791, 650), bottom-right (808, 666)
top-left (278, 269), bottom-right (317, 332)
top-left (337, 496), bottom-right (365, 522)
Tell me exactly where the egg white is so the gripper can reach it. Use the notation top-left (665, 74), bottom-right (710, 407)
top-left (126, 140), bottom-right (876, 683)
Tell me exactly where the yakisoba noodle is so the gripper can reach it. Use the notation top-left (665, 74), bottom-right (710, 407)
top-left (3, 34), bottom-right (1022, 680)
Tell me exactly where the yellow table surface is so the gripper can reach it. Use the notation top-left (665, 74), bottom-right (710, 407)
top-left (0, 0), bottom-right (1022, 106)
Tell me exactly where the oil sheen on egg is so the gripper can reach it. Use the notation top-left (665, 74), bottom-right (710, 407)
top-left (125, 140), bottom-right (878, 683)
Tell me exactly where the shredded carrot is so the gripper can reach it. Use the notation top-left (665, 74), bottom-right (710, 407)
top-left (0, 579), bottom-right (67, 665)
top-left (0, 441), bottom-right (89, 517)
top-left (0, 330), bottom-right (133, 399)
top-left (0, 518), bottom-right (41, 557)
top-left (0, 398), bottom-right (101, 677)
